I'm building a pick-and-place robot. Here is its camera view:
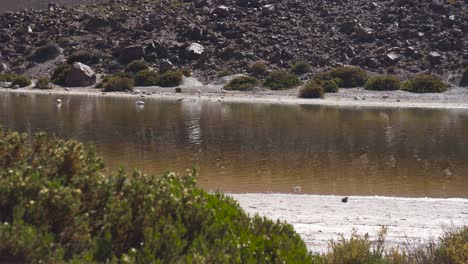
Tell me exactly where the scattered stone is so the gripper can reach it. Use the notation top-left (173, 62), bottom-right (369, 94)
top-left (159, 59), bottom-right (173, 73)
top-left (119, 45), bottom-right (145, 64)
top-left (341, 197), bottom-right (348, 203)
top-left (427, 52), bottom-right (444, 65)
top-left (211, 5), bottom-right (229, 17)
top-left (0, 81), bottom-right (12, 88)
top-left (185, 43), bottom-right (204, 60)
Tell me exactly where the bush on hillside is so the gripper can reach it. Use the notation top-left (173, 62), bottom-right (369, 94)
top-left (291, 61), bottom-right (311, 75)
top-left (179, 68), bottom-right (192, 77)
top-left (125, 60), bottom-right (149, 74)
top-left (0, 74), bottom-right (31, 88)
top-left (402, 74), bottom-right (448, 93)
top-left (51, 64), bottom-right (72, 85)
top-left (0, 129), bottom-right (312, 263)
top-left (158, 70), bottom-right (183, 87)
top-left (264, 71), bottom-right (301, 90)
top-left (328, 66), bottom-right (368, 88)
top-left (323, 80), bottom-right (339, 93)
top-left (224, 76), bottom-right (258, 91)
top-left (103, 76), bottom-right (134, 92)
top-left (460, 68), bottom-right (468, 87)
top-left (249, 61), bottom-right (268, 76)
top-left (364, 75), bottom-right (401, 91)
top-left (299, 81), bottom-right (324, 98)
top-left (134, 69), bottom-right (160, 86)
top-left (34, 77), bottom-right (51, 89)
top-left (29, 42), bottom-right (61, 62)
top-left (67, 51), bottom-right (100, 65)
top-left (217, 68), bottom-right (234, 78)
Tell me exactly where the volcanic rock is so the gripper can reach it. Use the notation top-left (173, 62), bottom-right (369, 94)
top-left (65, 62), bottom-right (96, 87)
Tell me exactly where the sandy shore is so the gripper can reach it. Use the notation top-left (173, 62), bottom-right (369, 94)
top-left (1, 77), bottom-right (468, 109)
top-left (231, 194), bottom-right (468, 252)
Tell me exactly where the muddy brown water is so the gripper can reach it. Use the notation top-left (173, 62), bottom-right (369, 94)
top-left (1, 92), bottom-right (467, 198)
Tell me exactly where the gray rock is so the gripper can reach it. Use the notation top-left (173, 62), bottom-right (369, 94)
top-left (0, 63), bottom-right (7, 73)
top-left (65, 62), bottom-right (96, 87)
top-left (159, 59), bottom-right (173, 73)
top-left (185, 43), bottom-right (204, 60)
top-left (119, 45), bottom-right (145, 64)
top-left (211, 5), bottom-right (229, 17)
top-left (0, 81), bottom-right (12, 88)
top-left (427, 52), bottom-right (444, 65)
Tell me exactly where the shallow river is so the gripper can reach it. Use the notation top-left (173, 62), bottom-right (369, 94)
top-left (1, 92), bottom-right (468, 198)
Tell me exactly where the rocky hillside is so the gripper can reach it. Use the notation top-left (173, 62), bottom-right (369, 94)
top-left (0, 0), bottom-right (106, 13)
top-left (0, 0), bottom-right (466, 82)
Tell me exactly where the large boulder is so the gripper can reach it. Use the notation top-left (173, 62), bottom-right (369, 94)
top-left (184, 43), bottom-right (204, 60)
top-left (65, 62), bottom-right (96, 87)
top-left (211, 5), bottom-right (230, 17)
top-left (119, 45), bottom-right (145, 64)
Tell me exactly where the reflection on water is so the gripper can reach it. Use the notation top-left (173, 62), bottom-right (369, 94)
top-left (1, 92), bottom-right (468, 197)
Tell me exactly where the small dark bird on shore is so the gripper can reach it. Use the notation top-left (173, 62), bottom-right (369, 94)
top-left (341, 197), bottom-right (348, 203)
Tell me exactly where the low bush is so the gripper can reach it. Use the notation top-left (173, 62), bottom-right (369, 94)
top-left (125, 60), bottom-right (149, 74)
top-left (29, 42), bottom-right (61, 62)
top-left (365, 75), bottom-right (401, 91)
top-left (299, 81), bottom-right (324, 98)
top-left (67, 51), bottom-right (100, 65)
top-left (264, 71), bottom-right (301, 90)
top-left (217, 68), bottom-right (234, 78)
top-left (291, 61), bottom-right (311, 75)
top-left (328, 66), bottom-right (368, 88)
top-left (0, 74), bottom-right (31, 87)
top-left (134, 69), bottom-right (160, 86)
top-left (104, 76), bottom-right (134, 92)
top-left (323, 80), bottom-right (339, 93)
top-left (402, 74), bottom-right (448, 93)
top-left (179, 68), bottom-right (192, 77)
top-left (34, 77), bottom-right (51, 89)
top-left (460, 68), bottom-right (468, 87)
top-left (158, 70), bottom-right (183, 87)
top-left (51, 64), bottom-right (72, 85)
top-left (0, 129), bottom-right (312, 263)
top-left (250, 61), bottom-right (268, 76)
top-left (224, 76), bottom-right (258, 91)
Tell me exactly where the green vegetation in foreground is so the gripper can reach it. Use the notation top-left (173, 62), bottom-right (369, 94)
top-left (402, 74), bottom-right (448, 93)
top-left (224, 76), bottom-right (258, 91)
top-left (67, 51), bottom-right (101, 65)
top-left (264, 70), bottom-right (301, 90)
top-left (299, 81), bottom-right (324, 98)
top-left (51, 63), bottom-right (72, 86)
top-left (34, 77), bottom-right (51, 89)
top-left (365, 75), bottom-right (401, 91)
top-left (291, 61), bottom-right (311, 75)
top-left (131, 69), bottom-right (183, 87)
top-left (217, 68), bottom-right (234, 78)
top-left (250, 61), bottom-right (269, 77)
top-left (0, 73), bottom-right (31, 88)
top-left (0, 129), bottom-right (311, 263)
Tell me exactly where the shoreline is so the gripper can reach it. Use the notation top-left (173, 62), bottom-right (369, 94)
top-left (1, 83), bottom-right (468, 110)
top-left (230, 193), bottom-right (468, 252)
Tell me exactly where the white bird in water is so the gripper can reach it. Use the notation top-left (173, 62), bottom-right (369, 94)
top-left (293, 186), bottom-right (302, 193)
top-left (197, 89), bottom-right (202, 95)
top-left (65, 88), bottom-right (70, 92)
top-left (136, 100), bottom-right (145, 105)
top-left (56, 99), bottom-right (62, 104)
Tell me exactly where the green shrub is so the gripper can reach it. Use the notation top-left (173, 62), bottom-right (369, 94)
top-left (224, 76), bottom-right (258, 91)
top-left (402, 74), bottom-right (448, 93)
top-left (104, 76), bottom-right (134, 92)
top-left (331, 77), bottom-right (344, 88)
top-left (34, 77), bottom-right (51, 89)
top-left (328, 66), bottom-right (368, 88)
top-left (291, 61), bottom-right (311, 75)
top-left (0, 129), bottom-right (312, 263)
top-left (134, 69), bottom-right (160, 86)
top-left (250, 61), bottom-right (268, 76)
top-left (365, 75), bottom-right (401, 91)
top-left (51, 64), bottom-right (72, 85)
top-left (0, 74), bottom-right (31, 88)
top-left (12, 75), bottom-right (32, 87)
top-left (67, 51), bottom-right (100, 65)
top-left (125, 60), bottom-right (149, 74)
top-left (460, 68), bottom-right (468, 87)
top-left (435, 227), bottom-right (468, 263)
top-left (179, 68), bottom-right (192, 77)
top-left (264, 71), bottom-right (301, 90)
top-left (323, 80), bottom-right (339, 93)
top-left (299, 81), bottom-right (324, 98)
top-left (29, 42), bottom-right (61, 62)
top-left (217, 68), bottom-right (234, 78)
top-left (158, 70), bottom-right (183, 87)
